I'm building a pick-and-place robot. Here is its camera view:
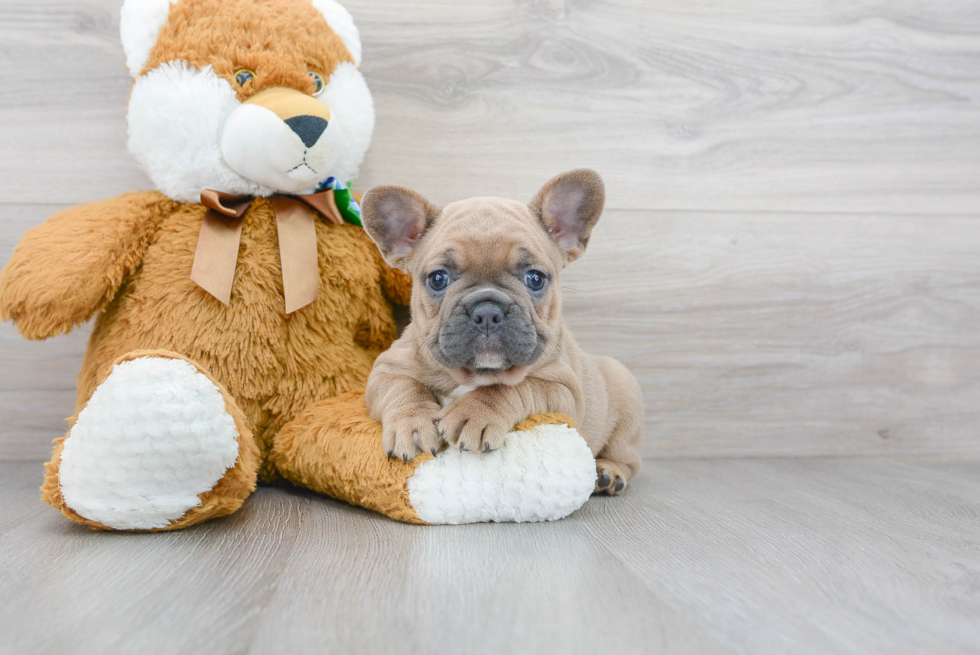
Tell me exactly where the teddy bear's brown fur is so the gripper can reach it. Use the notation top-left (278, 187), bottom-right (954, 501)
top-left (1, 185), bottom-right (412, 527)
top-left (145, 0), bottom-right (353, 93)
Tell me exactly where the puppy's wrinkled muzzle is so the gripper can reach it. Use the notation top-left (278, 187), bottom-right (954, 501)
top-left (435, 287), bottom-right (542, 373)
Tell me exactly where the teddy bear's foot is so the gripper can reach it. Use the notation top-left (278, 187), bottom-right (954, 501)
top-left (272, 396), bottom-right (596, 525)
top-left (42, 351), bottom-right (259, 531)
top-left (407, 417), bottom-right (596, 524)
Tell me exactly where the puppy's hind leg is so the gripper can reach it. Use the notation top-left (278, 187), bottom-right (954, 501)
top-left (593, 357), bottom-right (644, 496)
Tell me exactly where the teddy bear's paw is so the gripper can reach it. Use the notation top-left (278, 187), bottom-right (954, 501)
top-left (58, 356), bottom-right (241, 530)
top-left (405, 422), bottom-right (596, 524)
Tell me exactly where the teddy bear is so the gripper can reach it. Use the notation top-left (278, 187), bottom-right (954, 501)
top-left (0, 0), bottom-right (597, 530)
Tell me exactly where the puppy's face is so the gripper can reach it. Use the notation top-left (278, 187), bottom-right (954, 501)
top-left (363, 170), bottom-right (605, 386)
top-left (409, 198), bottom-right (559, 383)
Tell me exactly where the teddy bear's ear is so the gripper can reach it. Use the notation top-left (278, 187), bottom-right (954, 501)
top-left (120, 0), bottom-right (176, 77)
top-left (309, 0), bottom-right (363, 67)
top-left (120, 1), bottom-right (363, 77)
top-left (361, 186), bottom-right (441, 269)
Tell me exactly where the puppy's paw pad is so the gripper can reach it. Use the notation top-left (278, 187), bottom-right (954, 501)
top-left (594, 459), bottom-right (630, 496)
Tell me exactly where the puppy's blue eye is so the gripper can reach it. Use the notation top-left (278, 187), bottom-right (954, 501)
top-left (427, 269), bottom-right (451, 292)
top-left (524, 270), bottom-right (547, 292)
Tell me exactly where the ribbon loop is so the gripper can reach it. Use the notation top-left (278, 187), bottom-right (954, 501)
top-left (191, 188), bottom-right (346, 314)
top-left (201, 189), bottom-right (253, 218)
top-left (297, 189), bottom-right (344, 226)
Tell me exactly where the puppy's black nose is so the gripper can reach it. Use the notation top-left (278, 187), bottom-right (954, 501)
top-left (471, 301), bottom-right (506, 334)
top-left (284, 115), bottom-right (328, 148)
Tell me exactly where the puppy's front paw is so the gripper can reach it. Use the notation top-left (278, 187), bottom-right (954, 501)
top-left (594, 459), bottom-right (631, 495)
top-left (437, 394), bottom-right (512, 453)
top-left (382, 402), bottom-right (443, 462)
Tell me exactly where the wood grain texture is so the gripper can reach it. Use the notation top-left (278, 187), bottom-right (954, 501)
top-left (358, 0), bottom-right (980, 213)
top-left (2, 457), bottom-right (978, 654)
top-left (0, 0), bottom-right (978, 213)
top-left (564, 209), bottom-right (980, 458)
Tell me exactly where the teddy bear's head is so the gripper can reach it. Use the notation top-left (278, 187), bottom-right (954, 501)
top-left (121, 0), bottom-right (374, 203)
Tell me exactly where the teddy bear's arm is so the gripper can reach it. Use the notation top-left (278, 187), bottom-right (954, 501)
top-left (0, 191), bottom-right (172, 340)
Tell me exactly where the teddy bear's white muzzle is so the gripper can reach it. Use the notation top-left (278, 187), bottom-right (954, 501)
top-left (221, 102), bottom-right (340, 194)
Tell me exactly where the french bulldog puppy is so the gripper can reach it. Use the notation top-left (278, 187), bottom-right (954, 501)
top-left (361, 170), bottom-right (643, 494)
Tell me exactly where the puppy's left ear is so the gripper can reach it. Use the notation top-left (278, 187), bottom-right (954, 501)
top-left (529, 169), bottom-right (605, 263)
top-left (361, 186), bottom-right (441, 269)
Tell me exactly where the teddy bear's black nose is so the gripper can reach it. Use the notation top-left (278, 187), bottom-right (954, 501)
top-left (284, 115), bottom-right (328, 148)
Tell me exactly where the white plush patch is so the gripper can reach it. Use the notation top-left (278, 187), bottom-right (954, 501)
top-left (128, 62), bottom-right (276, 202)
top-left (127, 60), bottom-right (374, 202)
top-left (221, 104), bottom-right (337, 194)
top-left (309, 0), bottom-right (362, 66)
top-left (407, 423), bottom-right (596, 524)
top-left (58, 357), bottom-right (241, 530)
top-left (120, 0), bottom-right (176, 77)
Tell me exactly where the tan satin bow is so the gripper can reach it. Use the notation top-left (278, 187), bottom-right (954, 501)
top-left (190, 188), bottom-right (345, 314)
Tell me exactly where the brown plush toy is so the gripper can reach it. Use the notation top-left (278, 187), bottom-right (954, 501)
top-left (0, 0), bottom-right (597, 530)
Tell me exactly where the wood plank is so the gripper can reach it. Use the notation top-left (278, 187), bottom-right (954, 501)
top-left (562, 209), bottom-right (980, 458)
top-left (246, 486), bottom-right (720, 654)
top-left (3, 205), bottom-right (979, 460)
top-left (0, 462), bottom-right (305, 655)
top-left (2, 457), bottom-right (978, 654)
top-left (0, 1), bottom-right (151, 205)
top-left (582, 456), bottom-right (980, 654)
top-left (0, 389), bottom-right (75, 461)
top-left (0, 0), bottom-right (978, 213)
top-left (358, 0), bottom-right (980, 213)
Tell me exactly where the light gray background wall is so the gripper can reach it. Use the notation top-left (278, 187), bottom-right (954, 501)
top-left (1, 0), bottom-right (979, 460)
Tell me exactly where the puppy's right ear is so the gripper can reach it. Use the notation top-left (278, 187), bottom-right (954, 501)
top-left (529, 169), bottom-right (605, 263)
top-left (361, 186), bottom-right (440, 269)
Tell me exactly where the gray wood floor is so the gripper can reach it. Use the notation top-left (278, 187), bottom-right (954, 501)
top-left (2, 457), bottom-right (979, 655)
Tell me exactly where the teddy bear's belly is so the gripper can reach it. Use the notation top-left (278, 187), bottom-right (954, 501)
top-left (79, 203), bottom-right (394, 457)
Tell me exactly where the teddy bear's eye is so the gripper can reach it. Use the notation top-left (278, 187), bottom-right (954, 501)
top-left (235, 69), bottom-right (255, 88)
top-left (308, 71), bottom-right (326, 96)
